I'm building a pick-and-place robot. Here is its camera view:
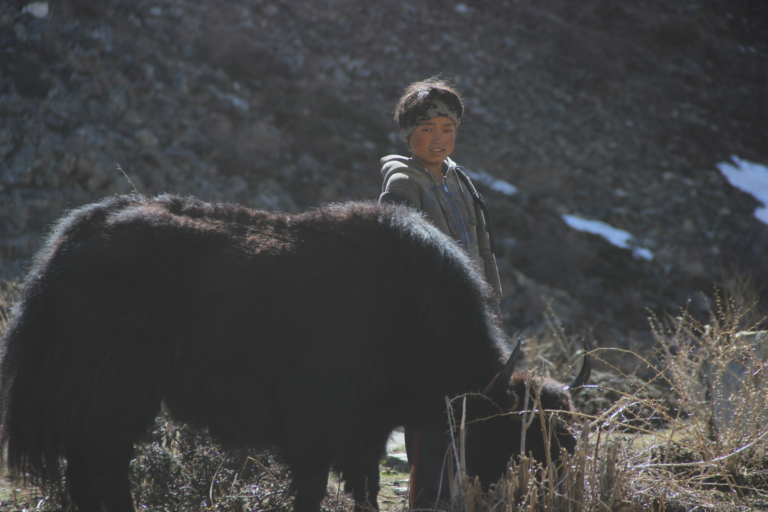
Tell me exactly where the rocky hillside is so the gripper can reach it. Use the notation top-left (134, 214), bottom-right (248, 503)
top-left (2, 0), bottom-right (767, 354)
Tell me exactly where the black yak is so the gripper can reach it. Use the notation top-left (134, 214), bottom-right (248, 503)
top-left (0, 195), bottom-right (589, 512)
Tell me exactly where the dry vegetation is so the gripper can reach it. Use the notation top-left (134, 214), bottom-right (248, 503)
top-left (441, 279), bottom-right (768, 512)
top-left (1, 278), bottom-right (767, 511)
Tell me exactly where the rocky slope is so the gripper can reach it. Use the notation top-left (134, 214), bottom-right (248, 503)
top-left (2, 0), bottom-right (767, 354)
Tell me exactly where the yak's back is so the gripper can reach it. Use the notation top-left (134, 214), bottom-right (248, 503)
top-left (11, 195), bottom-right (494, 338)
top-left (37, 195), bottom-right (492, 301)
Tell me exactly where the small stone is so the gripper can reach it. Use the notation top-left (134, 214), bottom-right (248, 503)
top-left (227, 175), bottom-right (249, 197)
top-left (0, 127), bottom-right (19, 158)
top-left (60, 154), bottom-right (77, 175)
top-left (12, 22), bottom-right (28, 42)
top-left (384, 452), bottom-right (409, 472)
top-left (74, 150), bottom-right (115, 191)
top-left (0, 12), bottom-right (15, 29)
top-left (5, 145), bottom-right (36, 186)
top-left (134, 129), bottom-right (159, 149)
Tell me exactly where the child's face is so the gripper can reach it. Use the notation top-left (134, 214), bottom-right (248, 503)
top-left (408, 116), bottom-right (456, 175)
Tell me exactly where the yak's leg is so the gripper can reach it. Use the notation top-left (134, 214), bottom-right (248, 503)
top-left (96, 449), bottom-right (136, 512)
top-left (344, 462), bottom-right (381, 512)
top-left (65, 445), bottom-right (135, 512)
top-left (292, 463), bottom-right (330, 512)
top-left (63, 380), bottom-right (156, 512)
top-left (65, 452), bottom-right (101, 512)
top-left (337, 439), bottom-right (385, 512)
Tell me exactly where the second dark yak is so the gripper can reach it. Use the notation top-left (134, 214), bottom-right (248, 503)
top-left (0, 196), bottom-right (589, 512)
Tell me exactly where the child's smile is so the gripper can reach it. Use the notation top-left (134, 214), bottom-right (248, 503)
top-left (408, 116), bottom-right (456, 178)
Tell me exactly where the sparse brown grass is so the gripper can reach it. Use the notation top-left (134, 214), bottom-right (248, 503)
top-left (436, 282), bottom-right (768, 512)
top-left (0, 278), bottom-right (21, 331)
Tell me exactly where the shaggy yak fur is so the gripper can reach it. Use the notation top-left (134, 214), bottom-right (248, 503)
top-left (0, 195), bottom-right (589, 512)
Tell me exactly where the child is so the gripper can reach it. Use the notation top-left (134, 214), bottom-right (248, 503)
top-left (379, 77), bottom-right (502, 509)
top-left (380, 77), bottom-right (501, 302)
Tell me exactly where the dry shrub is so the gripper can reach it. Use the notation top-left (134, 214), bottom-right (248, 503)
top-left (0, 278), bottom-right (21, 332)
top-left (635, 283), bottom-right (768, 510)
top-left (443, 282), bottom-right (768, 512)
top-left (0, 417), bottom-right (297, 512)
top-left (130, 417), bottom-right (295, 512)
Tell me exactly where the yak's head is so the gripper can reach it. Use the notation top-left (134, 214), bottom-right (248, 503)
top-left (465, 339), bottom-right (591, 488)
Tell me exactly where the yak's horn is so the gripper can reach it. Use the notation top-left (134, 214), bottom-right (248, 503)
top-left (484, 338), bottom-right (522, 397)
top-left (566, 339), bottom-right (592, 392)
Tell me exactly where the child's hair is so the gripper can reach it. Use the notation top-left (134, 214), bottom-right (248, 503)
top-left (394, 77), bottom-right (464, 141)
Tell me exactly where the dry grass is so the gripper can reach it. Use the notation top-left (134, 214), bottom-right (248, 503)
top-left (2, 277), bottom-right (768, 511)
top-left (0, 278), bottom-right (20, 331)
top-left (439, 281), bottom-right (768, 512)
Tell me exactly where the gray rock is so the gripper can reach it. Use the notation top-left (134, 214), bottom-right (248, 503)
top-left (73, 150), bottom-right (115, 191)
top-left (712, 331), bottom-right (768, 432)
top-left (0, 125), bottom-right (19, 158)
top-left (4, 145), bottom-right (36, 186)
top-left (383, 452), bottom-right (409, 473)
top-left (384, 430), bottom-right (409, 472)
top-left (501, 269), bottom-right (585, 330)
top-left (249, 179), bottom-right (298, 213)
top-left (134, 129), bottom-right (159, 149)
top-left (386, 431), bottom-right (405, 454)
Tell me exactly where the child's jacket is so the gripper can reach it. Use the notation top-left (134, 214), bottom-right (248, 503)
top-left (380, 154), bottom-right (502, 300)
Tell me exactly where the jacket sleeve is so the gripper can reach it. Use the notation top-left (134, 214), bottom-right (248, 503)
top-left (475, 205), bottom-right (503, 301)
top-left (379, 191), bottom-right (415, 207)
top-left (380, 172), bottom-right (422, 209)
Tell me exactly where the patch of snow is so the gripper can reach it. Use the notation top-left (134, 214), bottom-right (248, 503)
top-left (631, 246), bottom-right (655, 261)
top-left (455, 3), bottom-right (469, 14)
top-left (463, 168), bottom-right (518, 196)
top-left (207, 85), bottom-right (250, 113)
top-left (562, 214), bottom-right (654, 260)
top-left (490, 180), bottom-right (518, 196)
top-left (717, 155), bottom-right (768, 226)
top-left (227, 95), bottom-right (250, 112)
top-left (22, 2), bottom-right (49, 18)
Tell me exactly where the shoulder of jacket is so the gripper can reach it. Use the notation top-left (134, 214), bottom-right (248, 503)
top-left (381, 155), bottom-right (427, 181)
top-left (380, 154), bottom-right (412, 168)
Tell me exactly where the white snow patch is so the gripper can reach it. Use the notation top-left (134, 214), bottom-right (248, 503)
top-left (717, 155), bottom-right (768, 226)
top-left (463, 168), bottom-right (518, 196)
top-left (562, 214), bottom-right (654, 260)
top-left (22, 2), bottom-right (49, 18)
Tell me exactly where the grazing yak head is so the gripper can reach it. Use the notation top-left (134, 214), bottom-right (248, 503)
top-left (465, 339), bottom-right (591, 487)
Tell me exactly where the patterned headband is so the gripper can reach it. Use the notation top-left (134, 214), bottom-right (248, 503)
top-left (400, 98), bottom-right (461, 141)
